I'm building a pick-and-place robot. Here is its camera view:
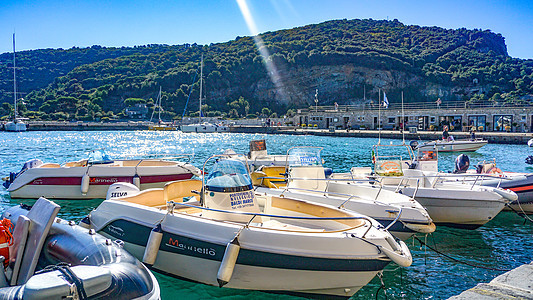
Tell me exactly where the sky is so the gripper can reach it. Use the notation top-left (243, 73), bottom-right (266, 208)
top-left (0, 0), bottom-right (532, 59)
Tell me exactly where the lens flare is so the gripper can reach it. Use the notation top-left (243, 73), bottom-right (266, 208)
top-left (236, 0), bottom-right (288, 103)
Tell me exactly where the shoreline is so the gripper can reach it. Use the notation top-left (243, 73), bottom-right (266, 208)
top-left (5, 122), bottom-right (533, 145)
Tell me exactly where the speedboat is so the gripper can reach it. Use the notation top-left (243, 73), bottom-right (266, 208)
top-left (85, 155), bottom-right (412, 298)
top-left (0, 197), bottom-right (159, 299)
top-left (423, 153), bottom-right (533, 215)
top-left (412, 138), bottom-right (487, 152)
top-left (251, 147), bottom-right (435, 240)
top-left (347, 144), bottom-right (517, 229)
top-left (3, 149), bottom-right (200, 199)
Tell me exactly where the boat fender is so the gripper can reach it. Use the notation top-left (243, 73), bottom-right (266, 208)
top-left (81, 174), bottom-right (90, 195)
top-left (493, 188), bottom-right (518, 202)
top-left (217, 236), bottom-right (240, 287)
top-left (142, 224), bottom-right (163, 266)
top-left (0, 219), bottom-right (13, 268)
top-left (133, 174), bottom-right (141, 189)
top-left (380, 240), bottom-right (412, 268)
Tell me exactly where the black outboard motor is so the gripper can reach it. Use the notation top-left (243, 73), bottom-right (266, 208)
top-left (409, 140), bottom-right (419, 150)
top-left (526, 155), bottom-right (533, 165)
top-left (454, 154), bottom-right (470, 173)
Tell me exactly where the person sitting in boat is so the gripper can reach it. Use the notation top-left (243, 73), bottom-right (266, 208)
top-left (470, 127), bottom-right (476, 141)
top-left (442, 126), bottom-right (450, 141)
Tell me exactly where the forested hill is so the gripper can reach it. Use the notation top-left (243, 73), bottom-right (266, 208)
top-left (1, 18), bottom-right (532, 121)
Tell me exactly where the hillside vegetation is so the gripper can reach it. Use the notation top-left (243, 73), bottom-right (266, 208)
top-left (0, 18), bottom-right (532, 121)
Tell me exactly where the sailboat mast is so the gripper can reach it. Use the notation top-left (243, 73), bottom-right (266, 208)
top-left (402, 91), bottom-right (405, 145)
top-left (12, 33), bottom-right (17, 121)
top-left (199, 54), bottom-right (203, 123)
top-left (158, 86), bottom-right (162, 122)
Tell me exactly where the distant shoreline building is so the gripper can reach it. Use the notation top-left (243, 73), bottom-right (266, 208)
top-left (293, 101), bottom-right (533, 133)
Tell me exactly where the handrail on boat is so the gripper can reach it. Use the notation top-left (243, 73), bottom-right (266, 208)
top-left (166, 200), bottom-right (375, 237)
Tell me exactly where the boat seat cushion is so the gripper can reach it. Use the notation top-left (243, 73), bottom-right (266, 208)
top-left (39, 163), bottom-right (61, 168)
top-left (121, 189), bottom-right (165, 207)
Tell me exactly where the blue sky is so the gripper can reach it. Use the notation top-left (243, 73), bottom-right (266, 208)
top-left (1, 0), bottom-right (532, 59)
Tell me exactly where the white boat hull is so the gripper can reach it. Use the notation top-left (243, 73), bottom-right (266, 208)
top-left (382, 185), bottom-right (508, 228)
top-left (416, 140), bottom-right (487, 152)
top-left (4, 121), bottom-right (26, 132)
top-left (181, 123), bottom-right (229, 133)
top-left (6, 160), bottom-right (197, 199)
top-left (89, 199), bottom-right (400, 298)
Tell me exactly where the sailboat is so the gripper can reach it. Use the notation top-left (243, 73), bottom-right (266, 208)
top-left (5, 33), bottom-right (27, 132)
top-left (148, 86), bottom-right (177, 131)
top-left (181, 54), bottom-right (228, 133)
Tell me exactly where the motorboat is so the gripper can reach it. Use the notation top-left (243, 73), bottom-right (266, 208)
top-left (5, 34), bottom-right (26, 132)
top-left (0, 197), bottom-right (159, 299)
top-left (422, 152), bottom-right (533, 215)
top-left (181, 122), bottom-right (229, 133)
top-left (3, 149), bottom-right (200, 199)
top-left (347, 144), bottom-right (517, 229)
top-left (411, 138), bottom-right (487, 152)
top-left (528, 138), bottom-right (533, 147)
top-left (251, 147), bottom-right (435, 240)
top-left (85, 155), bottom-right (412, 298)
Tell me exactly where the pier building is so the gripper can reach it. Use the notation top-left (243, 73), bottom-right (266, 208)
top-left (294, 101), bottom-right (533, 133)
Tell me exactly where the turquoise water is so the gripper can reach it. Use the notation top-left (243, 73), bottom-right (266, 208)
top-left (1, 131), bottom-right (532, 299)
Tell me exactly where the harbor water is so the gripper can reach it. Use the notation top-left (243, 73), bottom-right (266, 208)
top-left (1, 131), bottom-right (531, 299)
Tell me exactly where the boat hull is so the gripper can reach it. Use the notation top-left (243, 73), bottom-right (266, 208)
top-left (479, 173), bottom-right (533, 214)
top-left (89, 200), bottom-right (394, 298)
top-left (181, 124), bottom-right (228, 133)
top-left (386, 186), bottom-right (507, 228)
top-left (4, 121), bottom-right (26, 132)
top-left (7, 162), bottom-right (196, 199)
top-left (416, 140), bottom-right (487, 152)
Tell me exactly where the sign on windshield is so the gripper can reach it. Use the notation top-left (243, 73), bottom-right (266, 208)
top-left (287, 147), bottom-right (323, 167)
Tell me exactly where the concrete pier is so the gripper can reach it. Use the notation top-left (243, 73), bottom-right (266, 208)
top-left (449, 262), bottom-right (533, 299)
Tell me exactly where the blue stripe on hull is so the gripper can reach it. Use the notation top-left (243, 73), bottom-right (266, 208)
top-left (101, 219), bottom-right (390, 272)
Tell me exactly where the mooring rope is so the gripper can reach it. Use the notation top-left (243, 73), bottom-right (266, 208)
top-left (505, 203), bottom-right (533, 224)
top-left (414, 236), bottom-right (511, 272)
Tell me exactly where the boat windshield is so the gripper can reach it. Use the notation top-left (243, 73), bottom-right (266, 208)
top-left (87, 149), bottom-right (113, 164)
top-left (287, 147), bottom-right (323, 167)
top-left (205, 159), bottom-right (252, 192)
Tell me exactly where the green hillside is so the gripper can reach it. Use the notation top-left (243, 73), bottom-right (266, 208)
top-left (1, 18), bottom-right (532, 121)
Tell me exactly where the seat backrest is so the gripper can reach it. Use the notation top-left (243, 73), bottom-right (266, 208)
top-left (163, 179), bottom-right (202, 202)
top-left (7, 215), bottom-right (31, 285)
top-left (288, 166), bottom-right (327, 192)
top-left (17, 197), bottom-right (60, 285)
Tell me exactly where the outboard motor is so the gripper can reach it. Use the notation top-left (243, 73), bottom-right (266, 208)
top-left (454, 154), bottom-right (470, 173)
top-left (409, 140), bottom-right (419, 150)
top-left (106, 182), bottom-right (140, 200)
top-left (3, 159), bottom-right (43, 189)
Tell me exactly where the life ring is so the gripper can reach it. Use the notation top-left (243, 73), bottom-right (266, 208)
top-left (0, 219), bottom-right (13, 267)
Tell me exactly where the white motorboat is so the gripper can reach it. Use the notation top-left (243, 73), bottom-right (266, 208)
top-left (251, 147), bottom-right (435, 240)
top-left (5, 34), bottom-right (27, 132)
top-left (181, 122), bottom-right (228, 133)
top-left (416, 152), bottom-right (533, 215)
top-left (3, 149), bottom-right (200, 199)
top-left (412, 138), bottom-right (487, 152)
top-left (86, 156), bottom-right (412, 298)
top-left (348, 144), bottom-right (517, 229)
top-left (0, 197), bottom-right (159, 299)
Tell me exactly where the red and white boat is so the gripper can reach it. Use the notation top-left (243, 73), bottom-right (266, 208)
top-left (3, 150), bottom-right (200, 199)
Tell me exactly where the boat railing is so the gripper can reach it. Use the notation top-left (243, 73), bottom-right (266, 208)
top-left (166, 200), bottom-right (375, 237)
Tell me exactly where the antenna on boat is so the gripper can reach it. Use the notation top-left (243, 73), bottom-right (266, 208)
top-left (401, 91), bottom-right (405, 145)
